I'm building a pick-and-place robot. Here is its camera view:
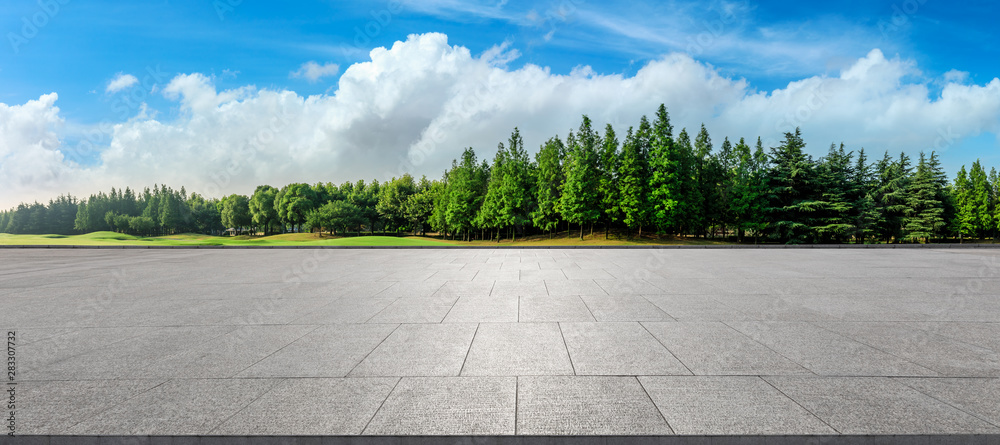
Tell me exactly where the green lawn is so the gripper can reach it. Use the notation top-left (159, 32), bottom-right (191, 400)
top-left (0, 232), bottom-right (455, 247)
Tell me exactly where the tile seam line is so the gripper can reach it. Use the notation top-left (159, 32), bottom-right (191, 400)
top-left (59, 378), bottom-right (171, 433)
top-left (557, 322), bottom-right (577, 376)
top-left (806, 320), bottom-right (941, 376)
top-left (360, 376), bottom-right (402, 434)
top-left (345, 323), bottom-right (403, 377)
top-left (893, 377), bottom-right (1000, 429)
top-left (759, 375), bottom-right (841, 434)
top-left (458, 323), bottom-right (481, 376)
top-left (717, 320), bottom-right (816, 376)
top-left (638, 321), bottom-right (695, 376)
top-left (635, 376), bottom-right (676, 435)
top-left (229, 324), bottom-right (323, 378)
top-left (206, 377), bottom-right (287, 435)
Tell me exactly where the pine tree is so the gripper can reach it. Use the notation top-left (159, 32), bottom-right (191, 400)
top-left (904, 152), bottom-right (946, 242)
top-left (499, 128), bottom-right (534, 241)
top-left (617, 126), bottom-right (651, 237)
top-left (598, 124), bottom-right (620, 239)
top-left (851, 148), bottom-right (879, 243)
top-left (674, 128), bottom-right (701, 235)
top-left (953, 166), bottom-right (975, 241)
top-left (812, 143), bottom-right (855, 243)
top-left (694, 124), bottom-right (721, 237)
top-left (560, 116), bottom-right (601, 239)
top-left (533, 137), bottom-right (564, 238)
top-left (969, 160), bottom-right (994, 238)
top-left (477, 143), bottom-right (507, 240)
top-left (648, 105), bottom-right (678, 233)
top-left (764, 129), bottom-right (818, 244)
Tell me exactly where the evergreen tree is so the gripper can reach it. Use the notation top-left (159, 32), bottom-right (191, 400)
top-left (764, 129), bottom-right (818, 244)
top-left (533, 137), bottom-right (564, 237)
top-left (673, 128), bottom-right (701, 235)
top-left (617, 126), bottom-right (651, 237)
top-left (694, 124), bottom-right (721, 237)
top-left (477, 143), bottom-right (507, 240)
top-left (499, 128), bottom-right (534, 241)
top-left (446, 148), bottom-right (485, 241)
top-left (904, 152), bottom-right (946, 242)
top-left (851, 148), bottom-right (879, 243)
top-left (597, 124), bottom-right (620, 239)
top-left (560, 116), bottom-right (601, 239)
top-left (647, 106), bottom-right (677, 232)
top-left (969, 160), bottom-right (994, 238)
top-left (812, 143), bottom-right (856, 243)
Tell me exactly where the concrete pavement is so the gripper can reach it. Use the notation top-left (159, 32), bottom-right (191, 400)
top-left (2, 248), bottom-right (1000, 437)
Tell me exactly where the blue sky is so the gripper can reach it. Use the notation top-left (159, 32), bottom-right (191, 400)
top-left (1, 0), bottom-right (998, 206)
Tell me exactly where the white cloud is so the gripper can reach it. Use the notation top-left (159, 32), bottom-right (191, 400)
top-left (105, 73), bottom-right (139, 94)
top-left (1, 33), bottom-right (999, 210)
top-left (290, 61), bottom-right (341, 82)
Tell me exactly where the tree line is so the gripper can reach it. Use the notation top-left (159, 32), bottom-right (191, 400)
top-left (1, 104), bottom-right (998, 243)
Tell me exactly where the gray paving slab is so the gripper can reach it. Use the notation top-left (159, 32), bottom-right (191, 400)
top-left (237, 324), bottom-right (398, 377)
top-left (141, 325), bottom-right (318, 378)
top-left (443, 294), bottom-right (519, 323)
top-left (815, 322), bottom-right (1000, 377)
top-left (642, 321), bottom-right (811, 375)
top-left (643, 294), bottom-right (752, 321)
top-left (727, 321), bottom-right (938, 376)
top-left (367, 295), bottom-right (459, 323)
top-left (638, 376), bottom-right (836, 435)
top-left (212, 378), bottom-right (398, 435)
top-left (516, 376), bottom-right (674, 435)
top-left (518, 295), bottom-right (595, 322)
top-left (348, 323), bottom-right (478, 377)
top-left (544, 279), bottom-right (607, 297)
top-left (66, 378), bottom-right (282, 435)
top-left (364, 377), bottom-right (516, 435)
top-left (560, 322), bottom-right (691, 376)
top-left (461, 323), bottom-right (574, 376)
top-left (6, 248), bottom-right (1000, 436)
top-left (898, 378), bottom-right (1000, 427)
top-left (764, 376), bottom-right (1000, 434)
top-left (490, 280), bottom-right (548, 297)
top-left (580, 294), bottom-right (674, 322)
top-left (907, 321), bottom-right (1000, 353)
top-left (15, 379), bottom-right (166, 434)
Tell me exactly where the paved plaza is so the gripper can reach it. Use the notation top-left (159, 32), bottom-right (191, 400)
top-left (2, 247), bottom-right (1000, 437)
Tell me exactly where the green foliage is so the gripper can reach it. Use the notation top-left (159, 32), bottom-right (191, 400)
top-left (532, 136), bottom-right (564, 235)
top-left (275, 183), bottom-right (319, 232)
top-left (4, 103), bottom-right (992, 245)
top-left (249, 185), bottom-right (280, 235)
top-left (377, 174), bottom-right (417, 233)
top-left (764, 129), bottom-right (819, 244)
top-left (560, 117), bottom-right (601, 238)
top-left (219, 194), bottom-right (252, 235)
top-left (617, 126), bottom-right (651, 235)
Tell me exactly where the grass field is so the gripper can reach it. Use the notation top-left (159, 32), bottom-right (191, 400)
top-left (0, 230), bottom-right (740, 247)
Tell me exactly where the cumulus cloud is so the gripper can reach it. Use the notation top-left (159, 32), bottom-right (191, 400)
top-left (1, 33), bottom-right (999, 210)
top-left (290, 61), bottom-right (340, 82)
top-left (106, 73), bottom-right (139, 94)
